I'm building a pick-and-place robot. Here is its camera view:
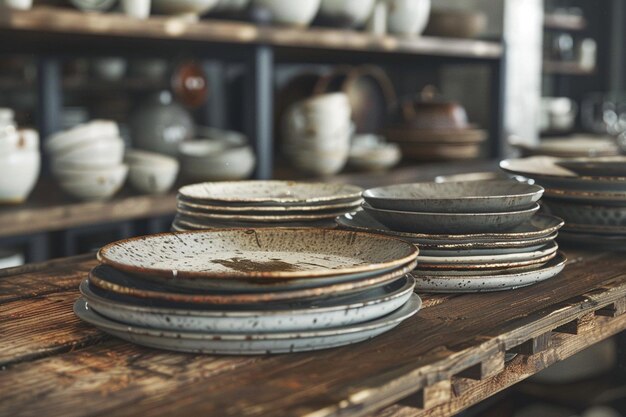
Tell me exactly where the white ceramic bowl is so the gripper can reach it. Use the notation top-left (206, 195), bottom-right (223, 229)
top-left (152, 0), bottom-right (219, 14)
top-left (349, 137), bottom-right (401, 171)
top-left (46, 120), bottom-right (119, 155)
top-left (58, 164), bottom-right (128, 201)
top-left (52, 137), bottom-right (125, 166)
top-left (291, 151), bottom-right (348, 176)
top-left (121, 0), bottom-right (151, 19)
top-left (387, 0), bottom-right (431, 36)
top-left (125, 150), bottom-right (179, 195)
top-left (0, 151), bottom-right (40, 203)
top-left (179, 140), bottom-right (256, 181)
top-left (319, 0), bottom-right (376, 27)
top-left (3, 0), bottom-right (33, 10)
top-left (253, 0), bottom-right (321, 26)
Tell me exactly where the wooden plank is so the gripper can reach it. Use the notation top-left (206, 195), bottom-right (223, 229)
top-left (1, 251), bottom-right (626, 417)
top-left (399, 381), bottom-right (452, 410)
top-left (374, 314), bottom-right (626, 417)
top-left (0, 7), bottom-right (503, 59)
top-left (596, 298), bottom-right (626, 318)
top-left (508, 332), bottom-right (552, 356)
top-left (553, 312), bottom-right (596, 335)
top-left (0, 181), bottom-right (176, 239)
top-left (456, 351), bottom-right (505, 381)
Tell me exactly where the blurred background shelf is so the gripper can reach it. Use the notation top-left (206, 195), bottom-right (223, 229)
top-left (543, 13), bottom-right (587, 31)
top-left (543, 60), bottom-right (595, 76)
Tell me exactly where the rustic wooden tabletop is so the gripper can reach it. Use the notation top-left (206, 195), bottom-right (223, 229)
top-left (1, 248), bottom-right (625, 417)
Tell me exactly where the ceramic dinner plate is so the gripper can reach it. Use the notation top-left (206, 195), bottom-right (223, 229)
top-left (363, 180), bottom-right (543, 213)
top-left (418, 240), bottom-right (555, 256)
top-left (80, 276), bottom-right (415, 332)
top-left (556, 158), bottom-right (626, 177)
top-left (172, 215), bottom-right (337, 231)
top-left (177, 198), bottom-right (363, 213)
top-left (73, 294), bottom-right (422, 354)
top-left (175, 207), bottom-right (352, 222)
top-left (335, 211), bottom-right (564, 247)
top-left (557, 230), bottom-right (626, 251)
top-left (178, 181), bottom-right (363, 206)
top-left (98, 228), bottom-right (417, 281)
top-left (500, 157), bottom-right (626, 192)
top-left (417, 242), bottom-right (558, 266)
top-left (542, 200), bottom-right (626, 229)
top-left (545, 187), bottom-right (626, 206)
top-left (88, 261), bottom-right (417, 305)
top-left (413, 252), bottom-right (567, 293)
top-left (362, 202), bottom-right (540, 234)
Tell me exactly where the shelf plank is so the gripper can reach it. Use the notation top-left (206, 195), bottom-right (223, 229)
top-left (0, 6), bottom-right (503, 59)
top-left (0, 181), bottom-right (176, 239)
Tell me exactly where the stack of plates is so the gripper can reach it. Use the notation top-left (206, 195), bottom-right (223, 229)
top-left (336, 180), bottom-right (566, 293)
top-left (172, 181), bottom-right (363, 230)
top-left (501, 156), bottom-right (626, 250)
top-left (383, 126), bottom-right (487, 161)
top-left (74, 228), bottom-right (421, 354)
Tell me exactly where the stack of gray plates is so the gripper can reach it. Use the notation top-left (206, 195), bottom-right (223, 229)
top-left (501, 156), bottom-right (626, 250)
top-left (74, 228), bottom-right (421, 354)
top-left (336, 180), bottom-right (566, 293)
top-left (172, 181), bottom-right (364, 230)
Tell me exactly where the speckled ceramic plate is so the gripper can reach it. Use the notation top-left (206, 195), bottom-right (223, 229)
top-left (178, 181), bottom-right (363, 206)
top-left (73, 294), bottom-right (421, 354)
top-left (557, 230), bottom-right (626, 251)
top-left (177, 198), bottom-right (363, 213)
top-left (542, 201), bottom-right (626, 230)
top-left (79, 276), bottom-right (415, 332)
top-left (172, 215), bottom-right (337, 231)
top-left (545, 188), bottom-right (626, 206)
top-left (418, 240), bottom-right (555, 256)
top-left (176, 207), bottom-right (353, 222)
top-left (363, 181), bottom-right (543, 213)
top-left (500, 157), bottom-right (626, 191)
top-left (413, 252), bottom-right (567, 293)
top-left (335, 211), bottom-right (563, 247)
top-left (97, 229), bottom-right (418, 281)
top-left (362, 202), bottom-right (540, 234)
top-left (88, 262), bottom-right (417, 305)
top-left (417, 251), bottom-right (557, 270)
top-left (417, 242), bottom-right (558, 266)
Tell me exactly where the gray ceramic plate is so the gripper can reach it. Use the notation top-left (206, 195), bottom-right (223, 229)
top-left (418, 241), bottom-right (554, 256)
top-left (417, 242), bottom-right (558, 266)
top-left (73, 294), bottom-right (421, 354)
top-left (88, 262), bottom-right (417, 305)
top-left (172, 215), bottom-right (337, 231)
top-left (557, 230), bottom-right (626, 251)
top-left (363, 180), bottom-right (543, 213)
top-left (556, 159), bottom-right (626, 177)
top-left (542, 200), bottom-right (626, 229)
top-left (500, 157), bottom-right (626, 192)
top-left (335, 211), bottom-right (563, 247)
top-left (178, 181), bottom-right (363, 206)
top-left (417, 251), bottom-right (557, 270)
top-left (175, 207), bottom-right (352, 222)
top-left (98, 228), bottom-right (418, 281)
top-left (362, 202), bottom-right (540, 234)
top-left (545, 187), bottom-right (626, 206)
top-left (80, 276), bottom-right (415, 332)
top-left (413, 252), bottom-right (567, 293)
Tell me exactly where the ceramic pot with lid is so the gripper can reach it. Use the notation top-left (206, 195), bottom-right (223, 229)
top-left (130, 91), bottom-right (195, 156)
top-left (399, 86), bottom-right (469, 130)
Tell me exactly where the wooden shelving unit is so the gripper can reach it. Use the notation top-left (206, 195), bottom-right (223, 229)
top-left (544, 13), bottom-right (587, 31)
top-left (1, 248), bottom-right (625, 417)
top-left (543, 60), bottom-right (595, 76)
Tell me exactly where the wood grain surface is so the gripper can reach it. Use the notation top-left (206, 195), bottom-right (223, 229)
top-left (0, 248), bottom-right (625, 417)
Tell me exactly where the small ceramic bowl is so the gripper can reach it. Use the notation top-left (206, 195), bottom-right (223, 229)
top-left (0, 150), bottom-right (40, 204)
top-left (348, 136), bottom-right (401, 172)
top-left (58, 164), bottom-right (128, 201)
top-left (52, 137), bottom-right (125, 166)
top-left (46, 120), bottom-right (119, 155)
top-left (179, 140), bottom-right (256, 181)
top-left (125, 150), bottom-right (179, 195)
top-left (252, 0), bottom-right (321, 26)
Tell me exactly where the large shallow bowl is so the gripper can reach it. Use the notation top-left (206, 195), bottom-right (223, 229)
top-left (0, 151), bottom-right (40, 203)
top-left (363, 180), bottom-right (543, 213)
top-left (362, 202), bottom-right (540, 234)
top-left (45, 120), bottom-right (119, 154)
top-left (79, 275), bottom-right (415, 332)
top-left (52, 137), bottom-right (125, 166)
top-left (178, 181), bottom-right (363, 206)
top-left (336, 211), bottom-right (563, 246)
top-left (97, 228), bottom-right (418, 281)
top-left (73, 294), bottom-right (421, 354)
top-left (179, 140), bottom-right (256, 181)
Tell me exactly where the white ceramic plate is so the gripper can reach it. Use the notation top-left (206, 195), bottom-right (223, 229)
top-left (363, 180), bottom-right (543, 213)
top-left (178, 181), bottom-right (363, 206)
top-left (335, 211), bottom-right (564, 247)
top-left (413, 252), bottom-right (567, 293)
top-left (80, 276), bottom-right (415, 332)
top-left (73, 294), bottom-right (422, 354)
top-left (417, 242), bottom-right (558, 265)
top-left (362, 202), bottom-right (540, 234)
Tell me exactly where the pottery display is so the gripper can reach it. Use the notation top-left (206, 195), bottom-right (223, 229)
top-left (386, 0), bottom-right (431, 36)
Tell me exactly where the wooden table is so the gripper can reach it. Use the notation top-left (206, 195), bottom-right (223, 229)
top-left (1, 249), bottom-right (625, 417)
